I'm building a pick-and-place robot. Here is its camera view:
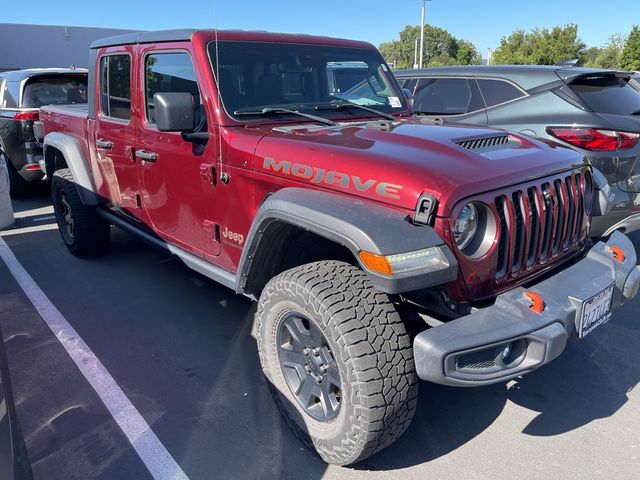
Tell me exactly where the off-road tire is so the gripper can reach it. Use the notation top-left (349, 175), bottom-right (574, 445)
top-left (51, 168), bottom-right (110, 257)
top-left (256, 260), bottom-right (418, 465)
top-left (2, 152), bottom-right (32, 199)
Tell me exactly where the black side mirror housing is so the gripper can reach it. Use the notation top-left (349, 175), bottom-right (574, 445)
top-left (154, 92), bottom-right (195, 132)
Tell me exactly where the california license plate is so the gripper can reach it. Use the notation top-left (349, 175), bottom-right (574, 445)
top-left (578, 284), bottom-right (615, 338)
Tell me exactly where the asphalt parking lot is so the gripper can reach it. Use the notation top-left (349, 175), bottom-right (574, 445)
top-left (1, 191), bottom-right (639, 480)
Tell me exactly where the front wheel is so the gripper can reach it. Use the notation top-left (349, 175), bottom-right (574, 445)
top-left (256, 261), bottom-right (418, 465)
top-left (51, 169), bottom-right (110, 257)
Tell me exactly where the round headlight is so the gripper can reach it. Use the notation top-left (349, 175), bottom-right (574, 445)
top-left (454, 203), bottom-right (478, 250)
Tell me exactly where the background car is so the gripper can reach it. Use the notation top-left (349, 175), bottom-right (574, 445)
top-left (395, 65), bottom-right (640, 237)
top-left (0, 68), bottom-right (87, 198)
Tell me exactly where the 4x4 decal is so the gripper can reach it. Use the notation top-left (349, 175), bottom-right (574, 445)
top-left (263, 157), bottom-right (403, 199)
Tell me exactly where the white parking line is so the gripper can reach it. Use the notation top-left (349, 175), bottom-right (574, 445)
top-left (0, 236), bottom-right (189, 480)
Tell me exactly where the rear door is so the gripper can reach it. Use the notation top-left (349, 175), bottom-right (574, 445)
top-left (94, 47), bottom-right (140, 216)
top-left (412, 77), bottom-right (488, 125)
top-left (136, 45), bottom-right (221, 258)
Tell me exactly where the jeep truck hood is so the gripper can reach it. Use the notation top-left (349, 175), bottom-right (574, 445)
top-left (252, 121), bottom-right (585, 217)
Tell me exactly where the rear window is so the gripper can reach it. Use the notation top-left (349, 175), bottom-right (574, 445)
top-left (570, 74), bottom-right (640, 115)
top-left (477, 79), bottom-right (526, 107)
top-left (22, 75), bottom-right (87, 108)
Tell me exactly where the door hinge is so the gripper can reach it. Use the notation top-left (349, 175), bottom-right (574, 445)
top-left (200, 164), bottom-right (216, 185)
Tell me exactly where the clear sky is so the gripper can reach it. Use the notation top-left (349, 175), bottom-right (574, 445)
top-left (2, 0), bottom-right (639, 51)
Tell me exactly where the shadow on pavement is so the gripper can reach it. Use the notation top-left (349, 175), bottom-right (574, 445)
top-left (9, 185), bottom-right (51, 214)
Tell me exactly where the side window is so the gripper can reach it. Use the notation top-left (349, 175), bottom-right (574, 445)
top-left (413, 78), bottom-right (483, 115)
top-left (145, 52), bottom-right (200, 124)
top-left (477, 79), bottom-right (525, 108)
top-left (100, 55), bottom-right (131, 120)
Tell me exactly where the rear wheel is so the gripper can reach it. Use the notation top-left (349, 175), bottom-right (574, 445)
top-left (51, 168), bottom-right (110, 257)
top-left (256, 260), bottom-right (418, 465)
top-left (1, 152), bottom-right (32, 199)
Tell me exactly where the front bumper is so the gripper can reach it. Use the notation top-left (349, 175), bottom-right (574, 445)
top-left (413, 231), bottom-right (640, 386)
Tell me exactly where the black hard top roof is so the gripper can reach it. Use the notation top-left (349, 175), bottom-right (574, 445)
top-left (90, 29), bottom-right (195, 49)
top-left (89, 28), bottom-right (374, 50)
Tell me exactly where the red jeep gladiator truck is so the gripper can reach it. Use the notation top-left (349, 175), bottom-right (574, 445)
top-left (37, 29), bottom-right (640, 465)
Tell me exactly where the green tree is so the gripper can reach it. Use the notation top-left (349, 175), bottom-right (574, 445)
top-left (581, 46), bottom-right (602, 67)
top-left (492, 24), bottom-right (586, 65)
top-left (584, 34), bottom-right (624, 69)
top-left (621, 25), bottom-right (640, 71)
top-left (379, 24), bottom-right (481, 69)
top-left (456, 40), bottom-right (483, 66)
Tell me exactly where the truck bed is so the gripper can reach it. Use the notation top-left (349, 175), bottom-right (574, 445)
top-left (41, 103), bottom-right (89, 118)
top-left (40, 103), bottom-right (89, 142)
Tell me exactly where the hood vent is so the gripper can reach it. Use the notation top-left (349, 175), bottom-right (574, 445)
top-left (456, 135), bottom-right (509, 150)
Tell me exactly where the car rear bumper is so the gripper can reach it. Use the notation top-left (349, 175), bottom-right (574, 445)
top-left (413, 231), bottom-right (640, 386)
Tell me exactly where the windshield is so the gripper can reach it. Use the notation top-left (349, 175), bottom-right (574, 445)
top-left (570, 74), bottom-right (640, 116)
top-left (207, 41), bottom-right (406, 120)
top-left (21, 75), bottom-right (87, 108)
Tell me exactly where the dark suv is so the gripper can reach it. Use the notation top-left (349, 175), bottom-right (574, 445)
top-left (395, 66), bottom-right (640, 237)
top-left (0, 68), bottom-right (87, 197)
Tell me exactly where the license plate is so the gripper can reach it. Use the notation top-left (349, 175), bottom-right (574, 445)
top-left (578, 284), bottom-right (615, 338)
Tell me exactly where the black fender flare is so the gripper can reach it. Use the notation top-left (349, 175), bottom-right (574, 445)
top-left (236, 188), bottom-right (458, 295)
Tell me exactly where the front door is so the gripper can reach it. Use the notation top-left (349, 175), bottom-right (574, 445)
top-left (94, 47), bottom-right (141, 217)
top-left (136, 47), bottom-right (221, 258)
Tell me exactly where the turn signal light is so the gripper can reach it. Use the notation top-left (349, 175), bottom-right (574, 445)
top-left (359, 251), bottom-right (393, 275)
top-left (547, 127), bottom-right (639, 151)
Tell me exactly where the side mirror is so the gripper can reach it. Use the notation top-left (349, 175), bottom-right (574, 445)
top-left (403, 88), bottom-right (414, 109)
top-left (154, 92), bottom-right (195, 132)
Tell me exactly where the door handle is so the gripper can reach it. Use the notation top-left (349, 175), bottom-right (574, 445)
top-left (135, 149), bottom-right (158, 162)
top-left (96, 138), bottom-right (113, 149)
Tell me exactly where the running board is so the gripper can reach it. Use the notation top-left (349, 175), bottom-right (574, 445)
top-left (97, 208), bottom-right (237, 291)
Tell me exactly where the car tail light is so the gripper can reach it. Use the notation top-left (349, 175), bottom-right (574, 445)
top-left (12, 111), bottom-right (40, 121)
top-left (547, 127), bottom-right (640, 151)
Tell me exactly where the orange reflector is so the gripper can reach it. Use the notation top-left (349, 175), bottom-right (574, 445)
top-left (609, 246), bottom-right (625, 263)
top-left (524, 291), bottom-right (545, 314)
top-left (358, 251), bottom-right (393, 275)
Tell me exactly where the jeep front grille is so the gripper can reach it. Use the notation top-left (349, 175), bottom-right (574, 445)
top-left (494, 170), bottom-right (592, 281)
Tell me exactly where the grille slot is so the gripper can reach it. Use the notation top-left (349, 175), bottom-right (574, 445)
top-left (494, 170), bottom-right (591, 282)
top-left (456, 135), bottom-right (509, 150)
top-left (495, 196), bottom-right (508, 277)
top-left (457, 349), bottom-right (497, 370)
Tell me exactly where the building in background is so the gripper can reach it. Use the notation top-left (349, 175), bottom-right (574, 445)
top-left (0, 23), bottom-right (137, 71)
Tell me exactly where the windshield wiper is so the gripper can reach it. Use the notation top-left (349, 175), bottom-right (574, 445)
top-left (233, 107), bottom-right (336, 126)
top-left (630, 109), bottom-right (640, 115)
top-left (315, 102), bottom-right (397, 122)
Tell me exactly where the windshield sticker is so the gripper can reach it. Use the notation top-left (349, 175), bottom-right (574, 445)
top-left (389, 97), bottom-right (402, 108)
